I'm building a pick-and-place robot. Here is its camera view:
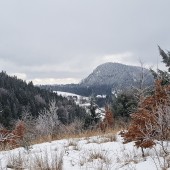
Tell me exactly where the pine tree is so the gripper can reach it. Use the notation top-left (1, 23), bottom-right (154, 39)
top-left (158, 46), bottom-right (170, 70)
top-left (112, 92), bottom-right (137, 119)
top-left (151, 46), bottom-right (170, 85)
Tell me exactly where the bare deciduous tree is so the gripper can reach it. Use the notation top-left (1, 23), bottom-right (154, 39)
top-left (36, 100), bottom-right (60, 141)
top-left (132, 60), bottom-right (154, 104)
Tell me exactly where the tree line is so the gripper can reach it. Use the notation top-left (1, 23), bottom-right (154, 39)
top-left (0, 71), bottom-right (86, 127)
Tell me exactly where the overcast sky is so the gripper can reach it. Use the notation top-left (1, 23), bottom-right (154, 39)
top-left (0, 0), bottom-right (170, 85)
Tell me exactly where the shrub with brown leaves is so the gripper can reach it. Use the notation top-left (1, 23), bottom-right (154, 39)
top-left (123, 80), bottom-right (170, 154)
top-left (99, 105), bottom-right (114, 132)
top-left (0, 121), bottom-right (25, 149)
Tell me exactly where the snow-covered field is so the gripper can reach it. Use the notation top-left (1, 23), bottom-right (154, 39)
top-left (54, 91), bottom-right (105, 116)
top-left (0, 133), bottom-right (169, 170)
top-left (54, 91), bottom-right (90, 106)
top-left (54, 91), bottom-right (84, 99)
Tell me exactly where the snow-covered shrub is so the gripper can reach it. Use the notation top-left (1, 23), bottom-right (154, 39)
top-left (36, 100), bottom-right (60, 141)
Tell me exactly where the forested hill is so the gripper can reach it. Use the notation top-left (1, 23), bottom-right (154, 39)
top-left (80, 62), bottom-right (153, 87)
top-left (41, 63), bottom-right (154, 96)
top-left (0, 71), bottom-right (86, 127)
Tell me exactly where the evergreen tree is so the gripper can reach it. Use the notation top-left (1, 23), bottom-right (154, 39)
top-left (151, 46), bottom-right (170, 85)
top-left (84, 96), bottom-right (100, 129)
top-left (0, 71), bottom-right (87, 128)
top-left (112, 91), bottom-right (137, 120)
top-left (158, 46), bottom-right (170, 69)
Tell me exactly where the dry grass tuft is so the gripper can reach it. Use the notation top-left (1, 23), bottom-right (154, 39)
top-left (32, 127), bottom-right (120, 145)
top-left (32, 153), bottom-right (63, 170)
top-left (7, 151), bottom-right (25, 169)
top-left (103, 133), bottom-right (117, 142)
top-left (31, 150), bottom-right (63, 170)
top-left (116, 146), bottom-right (142, 166)
top-left (88, 150), bottom-right (109, 162)
top-left (6, 149), bottom-right (64, 170)
top-left (66, 139), bottom-right (78, 147)
top-left (79, 148), bottom-right (112, 169)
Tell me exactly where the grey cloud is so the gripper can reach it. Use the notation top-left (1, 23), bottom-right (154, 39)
top-left (0, 0), bottom-right (170, 84)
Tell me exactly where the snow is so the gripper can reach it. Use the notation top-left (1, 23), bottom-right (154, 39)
top-left (54, 91), bottom-right (105, 119)
top-left (96, 95), bottom-right (106, 98)
top-left (54, 91), bottom-right (89, 105)
top-left (54, 91), bottom-right (82, 99)
top-left (54, 91), bottom-right (89, 101)
top-left (0, 133), bottom-right (169, 170)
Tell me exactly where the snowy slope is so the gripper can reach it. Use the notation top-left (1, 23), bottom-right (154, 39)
top-left (55, 91), bottom-right (105, 116)
top-left (54, 91), bottom-right (82, 99)
top-left (54, 91), bottom-right (89, 106)
top-left (54, 91), bottom-right (89, 102)
top-left (81, 62), bottom-right (154, 88)
top-left (0, 133), bottom-right (169, 170)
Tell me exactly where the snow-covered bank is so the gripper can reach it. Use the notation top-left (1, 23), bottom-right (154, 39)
top-left (0, 133), bottom-right (169, 170)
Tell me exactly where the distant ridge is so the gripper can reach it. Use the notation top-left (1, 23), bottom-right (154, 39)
top-left (80, 62), bottom-right (154, 88)
top-left (40, 62), bottom-right (154, 96)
